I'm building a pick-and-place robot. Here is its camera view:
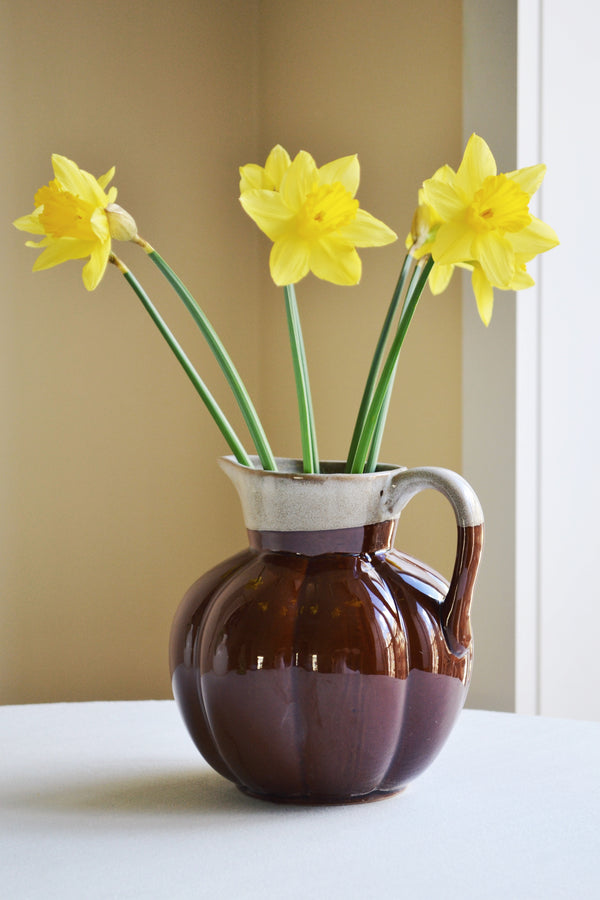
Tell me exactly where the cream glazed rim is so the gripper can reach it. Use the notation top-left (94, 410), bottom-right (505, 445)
top-left (219, 456), bottom-right (484, 533)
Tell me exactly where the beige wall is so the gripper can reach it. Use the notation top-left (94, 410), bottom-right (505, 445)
top-left (1, 0), bottom-right (463, 704)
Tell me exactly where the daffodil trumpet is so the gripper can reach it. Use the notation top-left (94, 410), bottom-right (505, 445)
top-left (109, 254), bottom-right (252, 467)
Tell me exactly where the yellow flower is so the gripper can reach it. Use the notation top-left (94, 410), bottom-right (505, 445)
top-left (421, 134), bottom-right (558, 324)
top-left (239, 147), bottom-right (397, 286)
top-left (13, 154), bottom-right (136, 290)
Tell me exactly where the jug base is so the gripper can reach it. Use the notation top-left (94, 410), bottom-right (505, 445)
top-left (237, 785), bottom-right (406, 806)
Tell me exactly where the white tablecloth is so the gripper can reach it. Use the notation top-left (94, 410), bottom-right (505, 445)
top-left (1, 701), bottom-right (598, 899)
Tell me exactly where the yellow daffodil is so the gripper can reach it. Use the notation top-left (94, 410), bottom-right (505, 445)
top-left (240, 146), bottom-right (397, 286)
top-left (420, 133), bottom-right (558, 324)
top-left (13, 154), bottom-right (137, 290)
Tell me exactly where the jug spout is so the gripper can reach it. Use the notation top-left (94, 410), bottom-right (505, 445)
top-left (389, 467), bottom-right (484, 656)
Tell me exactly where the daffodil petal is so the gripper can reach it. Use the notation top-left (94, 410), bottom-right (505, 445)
top-left (455, 134), bottom-right (497, 197)
top-left (50, 154), bottom-right (79, 189)
top-left (52, 155), bottom-right (111, 207)
top-left (13, 211), bottom-right (44, 234)
top-left (280, 151), bottom-right (318, 212)
top-left (504, 163), bottom-right (546, 196)
top-left (428, 262), bottom-right (454, 294)
top-left (422, 179), bottom-right (465, 220)
top-left (509, 216), bottom-right (559, 258)
top-left (431, 219), bottom-right (474, 265)
top-left (318, 155), bottom-right (360, 196)
top-left (82, 240), bottom-right (110, 290)
top-left (97, 166), bottom-right (116, 191)
top-left (310, 238), bottom-right (362, 285)
top-left (32, 237), bottom-right (93, 271)
top-left (472, 266), bottom-right (494, 326)
top-left (474, 233), bottom-right (515, 286)
top-left (80, 167), bottom-right (111, 206)
top-left (90, 207), bottom-right (110, 242)
top-left (270, 233), bottom-right (311, 285)
top-left (240, 163), bottom-right (269, 192)
top-left (240, 146), bottom-right (293, 193)
top-left (339, 208), bottom-right (397, 247)
top-left (264, 145), bottom-right (291, 189)
top-left (430, 164), bottom-right (455, 185)
top-left (51, 154), bottom-right (95, 203)
top-left (239, 190), bottom-right (292, 240)
top-left (509, 264), bottom-right (535, 290)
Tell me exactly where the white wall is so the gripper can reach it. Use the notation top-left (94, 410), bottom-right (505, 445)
top-left (463, 0), bottom-right (600, 720)
top-left (537, 0), bottom-right (600, 719)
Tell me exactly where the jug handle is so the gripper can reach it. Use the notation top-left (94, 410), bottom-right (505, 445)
top-left (391, 467), bottom-right (484, 657)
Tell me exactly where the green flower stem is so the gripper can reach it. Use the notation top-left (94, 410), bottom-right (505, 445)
top-left (345, 253), bottom-right (413, 472)
top-left (117, 260), bottom-right (252, 468)
top-left (145, 247), bottom-right (276, 471)
top-left (363, 260), bottom-right (426, 471)
top-left (284, 284), bottom-right (319, 473)
top-left (364, 359), bottom-right (397, 473)
top-left (348, 256), bottom-right (434, 474)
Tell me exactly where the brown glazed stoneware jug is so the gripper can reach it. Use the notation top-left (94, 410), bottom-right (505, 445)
top-left (170, 456), bottom-right (484, 804)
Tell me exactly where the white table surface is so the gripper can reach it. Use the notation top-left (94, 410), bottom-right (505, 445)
top-left (1, 701), bottom-right (598, 900)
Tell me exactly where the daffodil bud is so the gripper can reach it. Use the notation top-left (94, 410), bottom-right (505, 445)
top-left (106, 203), bottom-right (138, 242)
